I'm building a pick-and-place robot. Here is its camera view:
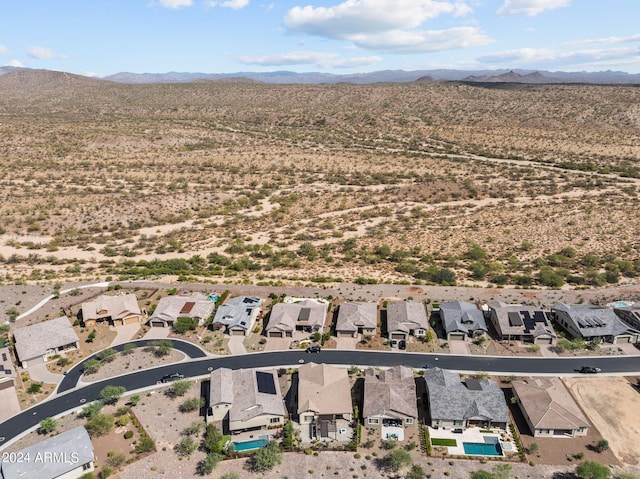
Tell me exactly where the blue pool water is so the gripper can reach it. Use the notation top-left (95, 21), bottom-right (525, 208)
top-left (463, 441), bottom-right (503, 456)
top-left (232, 437), bottom-right (269, 452)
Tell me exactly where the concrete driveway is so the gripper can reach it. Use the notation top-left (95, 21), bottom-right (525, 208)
top-left (335, 335), bottom-right (360, 350)
top-left (448, 340), bottom-right (470, 355)
top-left (264, 337), bottom-right (291, 351)
top-left (0, 383), bottom-right (21, 423)
top-left (227, 336), bottom-right (247, 355)
top-left (110, 323), bottom-right (142, 346)
top-left (143, 327), bottom-right (171, 340)
top-left (27, 361), bottom-right (64, 385)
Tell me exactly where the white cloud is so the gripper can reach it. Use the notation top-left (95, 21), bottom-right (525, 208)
top-left (478, 46), bottom-right (640, 68)
top-left (284, 0), bottom-right (484, 53)
top-left (220, 0), bottom-right (249, 8)
top-left (285, 0), bottom-right (467, 37)
top-left (238, 50), bottom-right (382, 68)
top-left (27, 46), bottom-right (67, 60)
top-left (0, 45), bottom-right (8, 55)
top-left (565, 34), bottom-right (640, 47)
top-left (349, 26), bottom-right (492, 53)
top-left (159, 0), bottom-right (193, 8)
top-left (4, 59), bottom-right (23, 67)
top-left (497, 0), bottom-right (569, 16)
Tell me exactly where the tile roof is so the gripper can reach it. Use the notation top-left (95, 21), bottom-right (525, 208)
top-left (512, 377), bottom-right (589, 431)
top-left (13, 316), bottom-right (79, 361)
top-left (488, 301), bottom-right (556, 339)
top-left (336, 302), bottom-right (377, 333)
top-left (297, 363), bottom-right (352, 416)
top-left (0, 426), bottom-right (94, 479)
top-left (424, 367), bottom-right (508, 424)
top-left (387, 301), bottom-right (428, 334)
top-left (209, 368), bottom-right (285, 423)
top-left (363, 365), bottom-right (417, 420)
top-left (267, 300), bottom-right (327, 334)
top-left (440, 300), bottom-right (487, 335)
top-left (82, 293), bottom-right (141, 322)
top-left (149, 292), bottom-right (215, 324)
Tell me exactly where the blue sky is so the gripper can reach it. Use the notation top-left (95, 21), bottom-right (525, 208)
top-left (1, 0), bottom-right (639, 76)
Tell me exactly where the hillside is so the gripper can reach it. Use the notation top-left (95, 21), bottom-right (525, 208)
top-left (0, 69), bottom-right (639, 294)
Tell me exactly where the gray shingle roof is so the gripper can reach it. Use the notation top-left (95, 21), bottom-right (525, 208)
top-left (336, 302), bottom-right (377, 333)
top-left (387, 301), bottom-right (428, 334)
top-left (13, 316), bottom-right (79, 362)
top-left (553, 303), bottom-right (639, 338)
top-left (424, 368), bottom-right (508, 424)
top-left (363, 365), bottom-right (417, 420)
top-left (440, 301), bottom-right (487, 335)
top-left (213, 296), bottom-right (262, 330)
top-left (0, 426), bottom-right (94, 479)
top-left (488, 301), bottom-right (556, 339)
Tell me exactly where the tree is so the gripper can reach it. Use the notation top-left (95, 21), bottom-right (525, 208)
top-left (576, 461), bottom-right (611, 479)
top-left (86, 329), bottom-right (97, 342)
top-left (155, 340), bottom-right (172, 357)
top-left (182, 421), bottom-right (204, 436)
top-left (100, 385), bottom-right (126, 405)
top-left (39, 417), bottom-right (57, 434)
top-left (174, 436), bottom-right (197, 457)
top-left (122, 343), bottom-right (135, 355)
top-left (596, 439), bottom-right (610, 453)
top-left (81, 401), bottom-right (104, 418)
top-left (83, 359), bottom-right (101, 374)
top-left (493, 464), bottom-right (512, 479)
top-left (135, 436), bottom-right (156, 453)
top-left (202, 424), bottom-right (225, 454)
top-left (98, 348), bottom-right (117, 363)
top-left (85, 413), bottom-right (115, 437)
top-left (127, 395), bottom-right (141, 406)
top-left (529, 442), bottom-right (539, 454)
top-left (174, 317), bottom-right (199, 334)
top-left (179, 397), bottom-right (203, 413)
top-left (167, 379), bottom-right (192, 398)
top-left (27, 382), bottom-right (43, 394)
top-left (197, 452), bottom-right (223, 475)
top-left (282, 420), bottom-right (297, 450)
top-left (407, 463), bottom-right (426, 479)
top-left (252, 440), bottom-right (282, 472)
top-left (385, 449), bottom-right (412, 472)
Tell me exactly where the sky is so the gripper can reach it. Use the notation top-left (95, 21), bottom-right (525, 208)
top-left (1, 0), bottom-right (639, 76)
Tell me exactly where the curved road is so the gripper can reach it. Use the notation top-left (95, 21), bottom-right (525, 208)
top-left (2, 348), bottom-right (640, 448)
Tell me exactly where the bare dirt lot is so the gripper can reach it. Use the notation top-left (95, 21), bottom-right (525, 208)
top-left (565, 376), bottom-right (640, 466)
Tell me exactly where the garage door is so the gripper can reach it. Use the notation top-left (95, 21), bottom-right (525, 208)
top-left (269, 331), bottom-right (283, 338)
top-left (337, 330), bottom-right (353, 338)
top-left (616, 336), bottom-right (631, 343)
top-left (150, 320), bottom-right (166, 328)
top-left (536, 337), bottom-right (552, 345)
top-left (391, 333), bottom-right (405, 340)
top-left (449, 333), bottom-right (465, 341)
top-left (231, 329), bottom-right (245, 336)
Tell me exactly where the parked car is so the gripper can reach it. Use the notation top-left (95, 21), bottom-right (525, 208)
top-left (390, 339), bottom-right (398, 348)
top-left (161, 372), bottom-right (185, 382)
top-left (578, 366), bottom-right (601, 374)
top-left (306, 345), bottom-right (321, 353)
top-left (398, 340), bottom-right (406, 350)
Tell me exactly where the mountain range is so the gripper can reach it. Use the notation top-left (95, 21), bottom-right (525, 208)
top-left (1, 65), bottom-right (640, 85)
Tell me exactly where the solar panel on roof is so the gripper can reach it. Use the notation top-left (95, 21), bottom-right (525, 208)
top-left (298, 308), bottom-right (311, 321)
top-left (5, 370), bottom-right (10, 375)
top-left (256, 371), bottom-right (277, 394)
top-left (0, 365), bottom-right (4, 371)
top-left (465, 378), bottom-right (483, 391)
top-left (180, 302), bottom-right (195, 314)
top-left (508, 312), bottom-right (523, 327)
top-left (1, 353), bottom-right (6, 361)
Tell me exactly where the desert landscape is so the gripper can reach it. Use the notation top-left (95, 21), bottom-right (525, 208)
top-left (0, 70), bottom-right (639, 297)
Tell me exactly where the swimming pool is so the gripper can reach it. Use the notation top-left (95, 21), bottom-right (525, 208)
top-left (463, 441), bottom-right (503, 456)
top-left (231, 437), bottom-right (269, 452)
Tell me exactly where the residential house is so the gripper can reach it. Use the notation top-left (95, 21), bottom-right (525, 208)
top-left (81, 293), bottom-right (143, 327)
top-left (211, 296), bottom-right (263, 335)
top-left (511, 377), bottom-right (589, 438)
top-left (148, 292), bottom-right (215, 328)
top-left (0, 345), bottom-right (16, 387)
top-left (335, 302), bottom-right (377, 338)
top-left (487, 301), bottom-right (556, 345)
top-left (552, 303), bottom-right (640, 344)
top-left (266, 299), bottom-right (327, 337)
top-left (614, 303), bottom-right (640, 331)
top-left (13, 316), bottom-right (80, 368)
top-left (0, 426), bottom-right (94, 479)
top-left (439, 300), bottom-right (488, 341)
top-left (424, 367), bottom-right (509, 430)
top-left (386, 300), bottom-right (429, 340)
top-left (208, 367), bottom-right (285, 434)
top-left (363, 365), bottom-right (418, 430)
top-left (297, 363), bottom-right (353, 440)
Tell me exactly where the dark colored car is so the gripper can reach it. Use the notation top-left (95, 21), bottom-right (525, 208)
top-left (579, 366), bottom-right (601, 374)
top-left (306, 345), bottom-right (321, 353)
top-left (161, 372), bottom-right (185, 382)
top-left (398, 340), bottom-right (406, 350)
